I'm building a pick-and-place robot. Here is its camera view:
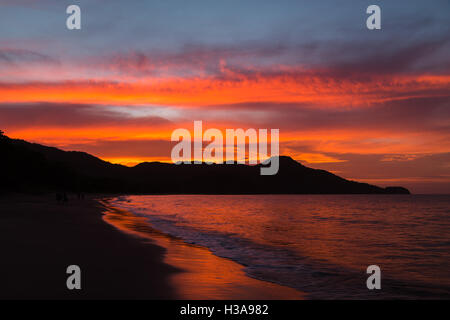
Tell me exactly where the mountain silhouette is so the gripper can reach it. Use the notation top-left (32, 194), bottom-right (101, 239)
top-left (0, 134), bottom-right (410, 194)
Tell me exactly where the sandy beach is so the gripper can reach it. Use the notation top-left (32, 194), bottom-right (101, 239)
top-left (0, 194), bottom-right (303, 299)
top-left (0, 194), bottom-right (177, 299)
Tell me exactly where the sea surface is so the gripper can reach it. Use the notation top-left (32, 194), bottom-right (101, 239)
top-left (110, 194), bottom-right (450, 299)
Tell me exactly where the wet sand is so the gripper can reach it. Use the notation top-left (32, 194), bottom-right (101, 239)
top-left (101, 199), bottom-right (304, 299)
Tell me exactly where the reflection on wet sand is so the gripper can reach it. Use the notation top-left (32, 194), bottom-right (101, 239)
top-left (100, 200), bottom-right (304, 299)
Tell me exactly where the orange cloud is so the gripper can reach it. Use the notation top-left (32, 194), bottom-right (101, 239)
top-left (0, 72), bottom-right (448, 108)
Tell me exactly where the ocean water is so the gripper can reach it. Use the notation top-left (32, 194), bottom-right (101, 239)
top-left (110, 194), bottom-right (450, 299)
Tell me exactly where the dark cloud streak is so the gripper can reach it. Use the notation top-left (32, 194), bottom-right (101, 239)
top-left (0, 103), bottom-right (171, 128)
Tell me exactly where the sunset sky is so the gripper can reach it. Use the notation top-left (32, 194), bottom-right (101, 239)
top-left (1, 0), bottom-right (449, 193)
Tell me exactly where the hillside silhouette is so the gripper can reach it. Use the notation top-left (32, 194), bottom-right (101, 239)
top-left (0, 134), bottom-right (410, 194)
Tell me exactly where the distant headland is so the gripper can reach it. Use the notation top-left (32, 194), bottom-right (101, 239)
top-left (0, 133), bottom-right (410, 195)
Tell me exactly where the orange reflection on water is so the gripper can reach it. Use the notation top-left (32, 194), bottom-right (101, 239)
top-left (100, 200), bottom-right (303, 299)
